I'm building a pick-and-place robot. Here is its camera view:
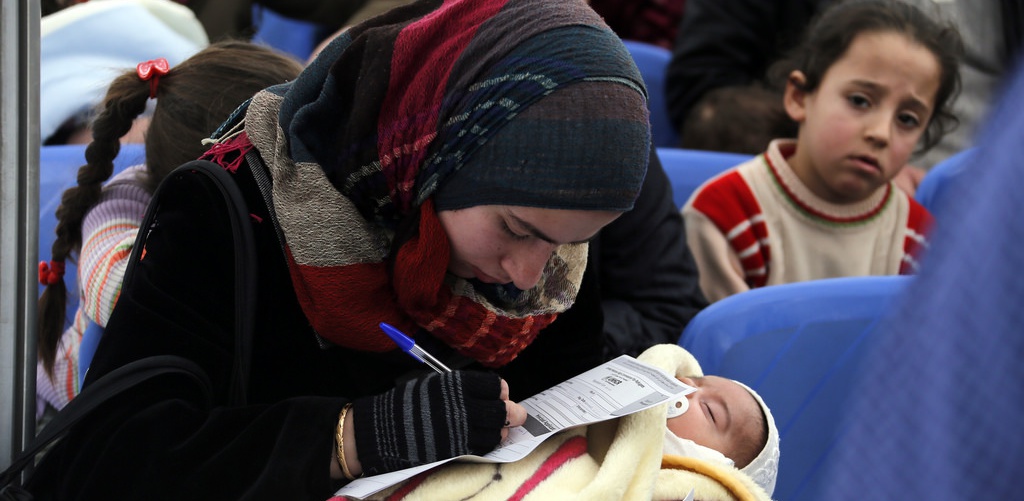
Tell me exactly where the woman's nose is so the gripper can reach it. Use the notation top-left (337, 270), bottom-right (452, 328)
top-left (504, 241), bottom-right (557, 290)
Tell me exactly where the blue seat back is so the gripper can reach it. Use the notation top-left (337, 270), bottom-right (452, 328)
top-left (251, 5), bottom-right (326, 62)
top-left (656, 147), bottom-right (751, 209)
top-left (78, 320), bottom-right (105, 386)
top-left (680, 276), bottom-right (911, 501)
top-left (915, 147), bottom-right (976, 217)
top-left (39, 143), bottom-right (146, 325)
top-left (623, 40), bottom-right (678, 148)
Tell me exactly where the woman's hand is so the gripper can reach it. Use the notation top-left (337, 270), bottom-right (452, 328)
top-left (500, 378), bottom-right (528, 442)
top-left (343, 371), bottom-right (525, 476)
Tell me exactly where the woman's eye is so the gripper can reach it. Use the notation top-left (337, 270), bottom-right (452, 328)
top-left (501, 220), bottom-right (530, 241)
top-left (848, 94), bottom-right (871, 108)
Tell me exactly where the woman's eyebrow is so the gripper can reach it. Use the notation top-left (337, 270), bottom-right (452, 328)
top-left (507, 212), bottom-right (595, 245)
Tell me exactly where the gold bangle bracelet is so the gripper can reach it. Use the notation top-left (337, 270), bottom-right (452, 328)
top-left (336, 403), bottom-right (357, 481)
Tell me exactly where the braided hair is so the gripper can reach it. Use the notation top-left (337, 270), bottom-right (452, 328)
top-left (38, 40), bottom-right (303, 375)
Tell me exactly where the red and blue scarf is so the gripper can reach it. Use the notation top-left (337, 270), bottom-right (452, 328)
top-left (234, 0), bottom-right (650, 366)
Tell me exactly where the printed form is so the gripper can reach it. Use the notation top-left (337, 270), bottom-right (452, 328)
top-left (336, 355), bottom-right (695, 499)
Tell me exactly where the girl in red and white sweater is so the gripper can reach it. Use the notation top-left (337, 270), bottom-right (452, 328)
top-left (683, 0), bottom-right (962, 302)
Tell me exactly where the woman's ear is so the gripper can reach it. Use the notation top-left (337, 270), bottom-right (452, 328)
top-left (783, 70), bottom-right (809, 123)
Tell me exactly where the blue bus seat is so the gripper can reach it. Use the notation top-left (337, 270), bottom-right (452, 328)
top-left (680, 276), bottom-right (911, 501)
top-left (623, 40), bottom-right (678, 148)
top-left (656, 147), bottom-right (751, 209)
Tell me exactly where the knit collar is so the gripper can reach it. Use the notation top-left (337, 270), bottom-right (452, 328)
top-left (763, 139), bottom-right (892, 226)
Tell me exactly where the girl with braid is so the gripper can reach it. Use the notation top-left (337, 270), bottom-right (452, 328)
top-left (35, 41), bottom-right (303, 418)
top-left (28, 0), bottom-right (660, 498)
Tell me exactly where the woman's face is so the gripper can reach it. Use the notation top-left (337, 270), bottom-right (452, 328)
top-left (437, 205), bottom-right (621, 291)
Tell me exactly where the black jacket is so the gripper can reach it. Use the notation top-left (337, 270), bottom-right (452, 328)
top-left (188, 0), bottom-right (369, 41)
top-left (592, 146), bottom-right (706, 360)
top-left (665, 0), bottom-right (833, 132)
top-left (28, 145), bottom-right (704, 499)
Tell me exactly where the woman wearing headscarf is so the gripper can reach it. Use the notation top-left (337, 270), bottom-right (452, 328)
top-left (27, 0), bottom-right (652, 498)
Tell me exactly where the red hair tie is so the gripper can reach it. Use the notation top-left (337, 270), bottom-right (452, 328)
top-left (38, 260), bottom-right (66, 286)
top-left (136, 57), bottom-right (170, 99)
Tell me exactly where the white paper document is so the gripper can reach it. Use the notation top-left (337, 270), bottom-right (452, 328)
top-left (336, 355), bottom-right (694, 499)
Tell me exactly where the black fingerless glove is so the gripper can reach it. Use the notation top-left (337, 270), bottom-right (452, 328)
top-left (352, 371), bottom-right (506, 475)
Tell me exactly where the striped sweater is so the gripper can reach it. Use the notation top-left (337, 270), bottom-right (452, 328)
top-left (683, 139), bottom-right (932, 303)
top-left (37, 165), bottom-right (150, 415)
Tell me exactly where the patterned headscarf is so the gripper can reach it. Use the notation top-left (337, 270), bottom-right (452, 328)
top-left (235, 0), bottom-right (650, 366)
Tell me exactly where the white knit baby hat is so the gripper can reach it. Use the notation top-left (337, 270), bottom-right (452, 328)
top-left (639, 344), bottom-right (781, 496)
top-left (734, 380), bottom-right (781, 496)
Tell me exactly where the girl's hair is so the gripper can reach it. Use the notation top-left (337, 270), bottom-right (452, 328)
top-left (769, 0), bottom-right (964, 152)
top-left (37, 40), bottom-right (303, 374)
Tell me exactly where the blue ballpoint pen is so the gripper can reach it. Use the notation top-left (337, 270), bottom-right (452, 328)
top-left (379, 322), bottom-right (453, 374)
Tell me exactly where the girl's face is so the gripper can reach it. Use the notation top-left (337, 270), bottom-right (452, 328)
top-left (784, 31), bottom-right (941, 204)
top-left (437, 205), bottom-right (621, 291)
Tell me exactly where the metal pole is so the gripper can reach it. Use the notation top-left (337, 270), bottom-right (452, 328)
top-left (0, 0), bottom-right (40, 469)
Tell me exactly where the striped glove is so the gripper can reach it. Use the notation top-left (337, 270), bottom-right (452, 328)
top-left (352, 371), bottom-right (507, 475)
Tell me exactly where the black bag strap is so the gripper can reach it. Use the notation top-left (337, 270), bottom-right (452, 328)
top-left (244, 150), bottom-right (335, 350)
top-left (122, 160), bottom-right (258, 405)
top-left (1, 161), bottom-right (256, 496)
top-left (0, 355), bottom-right (212, 490)
top-left (246, 150), bottom-right (287, 261)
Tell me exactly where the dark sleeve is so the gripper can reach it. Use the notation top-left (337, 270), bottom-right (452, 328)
top-left (665, 0), bottom-right (780, 130)
top-left (187, 0), bottom-right (370, 42)
top-left (28, 167), bottom-right (347, 500)
top-left (595, 145), bottom-right (708, 358)
top-left (256, 0), bottom-right (372, 27)
top-left (28, 386), bottom-right (345, 500)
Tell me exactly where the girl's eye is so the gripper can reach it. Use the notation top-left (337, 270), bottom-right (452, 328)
top-left (897, 112), bottom-right (921, 128)
top-left (704, 402), bottom-right (715, 424)
top-left (501, 220), bottom-right (530, 241)
top-left (848, 94), bottom-right (871, 108)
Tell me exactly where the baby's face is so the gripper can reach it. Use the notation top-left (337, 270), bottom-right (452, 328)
top-left (668, 375), bottom-right (765, 468)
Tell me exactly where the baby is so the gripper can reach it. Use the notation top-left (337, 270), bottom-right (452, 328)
top-left (658, 348), bottom-right (781, 495)
top-left (344, 343), bottom-right (779, 500)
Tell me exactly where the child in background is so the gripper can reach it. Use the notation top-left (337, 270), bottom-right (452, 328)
top-left (683, 0), bottom-right (962, 302)
top-left (680, 83), bottom-right (798, 155)
top-left (36, 41), bottom-right (303, 417)
top-left (40, 0), bottom-right (209, 146)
